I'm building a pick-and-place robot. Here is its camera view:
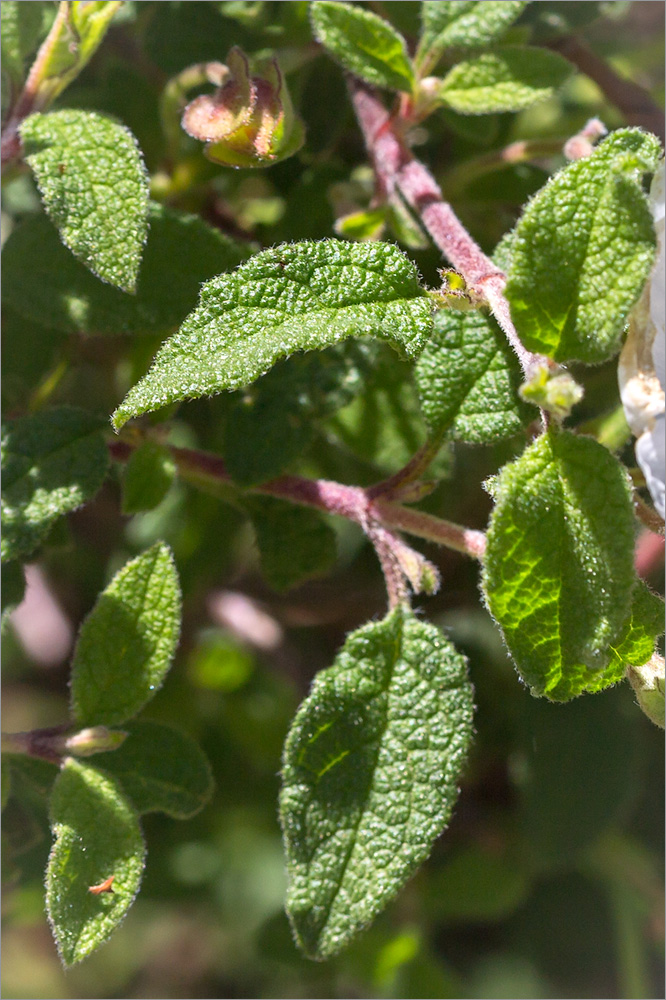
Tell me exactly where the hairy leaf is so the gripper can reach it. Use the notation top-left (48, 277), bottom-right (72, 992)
top-left (21, 110), bottom-right (149, 291)
top-left (46, 758), bottom-right (145, 966)
top-left (505, 129), bottom-right (661, 363)
top-left (70, 543), bottom-right (181, 727)
top-left (310, 1), bottom-right (415, 93)
top-left (482, 430), bottom-right (636, 700)
top-left (610, 581), bottom-right (665, 673)
top-left (246, 496), bottom-right (337, 592)
top-left (415, 307), bottom-right (533, 442)
top-left (112, 240), bottom-right (432, 430)
top-left (418, 1), bottom-right (527, 71)
top-left (280, 605), bottom-right (474, 959)
top-left (1, 407), bottom-right (109, 563)
top-left (1, 204), bottom-right (251, 337)
top-left (438, 46), bottom-right (573, 115)
top-left (95, 720), bottom-right (214, 818)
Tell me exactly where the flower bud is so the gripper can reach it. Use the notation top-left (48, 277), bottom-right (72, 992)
top-left (181, 47), bottom-right (304, 168)
top-left (520, 362), bottom-right (584, 419)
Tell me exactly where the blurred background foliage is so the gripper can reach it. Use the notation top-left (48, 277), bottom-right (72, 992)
top-left (2, 1), bottom-right (664, 997)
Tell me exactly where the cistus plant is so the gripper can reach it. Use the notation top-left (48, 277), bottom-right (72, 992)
top-left (1, 2), bottom-right (664, 996)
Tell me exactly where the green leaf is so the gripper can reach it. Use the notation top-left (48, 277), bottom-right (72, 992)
top-left (417, 1), bottom-right (527, 71)
top-left (112, 239), bottom-right (432, 431)
top-left (424, 845), bottom-right (529, 922)
top-left (93, 720), bottom-right (214, 818)
top-left (223, 343), bottom-right (375, 486)
top-left (610, 581), bottom-right (665, 672)
top-left (1, 560), bottom-right (26, 619)
top-left (46, 757), bottom-right (145, 967)
top-left (438, 46), bottom-right (573, 115)
top-left (122, 441), bottom-right (176, 514)
top-left (280, 605), bottom-right (474, 959)
top-left (1, 1), bottom-right (52, 94)
top-left (70, 543), bottom-right (181, 727)
top-left (310, 1), bottom-right (415, 93)
top-left (20, 110), bottom-right (149, 291)
top-left (482, 430), bottom-right (636, 700)
top-left (1, 203), bottom-right (251, 337)
top-left (23, 1), bottom-right (123, 112)
top-left (246, 496), bottom-right (337, 592)
top-left (1, 407), bottom-right (109, 564)
top-left (415, 307), bottom-right (533, 443)
top-left (505, 128), bottom-right (661, 363)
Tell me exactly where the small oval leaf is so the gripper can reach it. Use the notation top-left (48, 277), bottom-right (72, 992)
top-left (46, 758), bottom-right (145, 967)
top-left (20, 110), bottom-right (150, 292)
top-left (70, 543), bottom-right (181, 727)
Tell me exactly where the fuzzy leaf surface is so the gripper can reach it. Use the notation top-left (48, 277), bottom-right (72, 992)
top-left (1, 407), bottom-right (109, 563)
top-left (610, 581), bottom-right (665, 673)
top-left (505, 129), bottom-right (661, 363)
top-left (46, 758), bottom-right (145, 966)
top-left (415, 307), bottom-right (533, 442)
top-left (21, 110), bottom-right (149, 291)
top-left (280, 605), bottom-right (474, 959)
top-left (223, 343), bottom-right (376, 486)
top-left (112, 240), bottom-right (432, 430)
top-left (1, 204), bottom-right (251, 336)
top-left (70, 543), bottom-right (181, 727)
top-left (246, 496), bottom-right (337, 592)
top-left (438, 46), bottom-right (573, 114)
top-left (418, 1), bottom-right (527, 69)
top-left (482, 430), bottom-right (635, 700)
top-left (95, 720), bottom-right (213, 818)
top-left (310, 1), bottom-right (415, 93)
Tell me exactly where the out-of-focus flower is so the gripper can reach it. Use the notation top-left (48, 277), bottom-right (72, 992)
top-left (181, 47), bottom-right (305, 169)
top-left (619, 160), bottom-right (665, 519)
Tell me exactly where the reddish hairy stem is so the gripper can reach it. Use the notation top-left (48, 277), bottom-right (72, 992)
top-left (348, 78), bottom-right (544, 379)
top-left (109, 438), bottom-right (486, 560)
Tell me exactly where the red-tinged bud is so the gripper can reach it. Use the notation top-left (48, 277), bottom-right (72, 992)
top-left (181, 47), bottom-right (304, 168)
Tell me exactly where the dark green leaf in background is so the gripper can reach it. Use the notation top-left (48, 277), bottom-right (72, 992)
top-left (20, 110), bottom-right (150, 291)
top-left (112, 239), bottom-right (432, 430)
top-left (415, 307), bottom-right (534, 443)
top-left (94, 719), bottom-right (214, 819)
top-left (482, 430), bottom-right (636, 700)
top-left (246, 496), bottom-right (338, 592)
top-left (1, 407), bottom-right (109, 563)
top-left (280, 605), bottom-right (474, 959)
top-left (121, 440), bottom-right (176, 514)
top-left (438, 46), bottom-right (573, 115)
top-left (70, 543), bottom-right (181, 727)
top-left (1, 204), bottom-right (251, 337)
top-left (310, 1), bottom-right (415, 93)
top-left (223, 342), bottom-right (376, 486)
top-left (46, 758), bottom-right (145, 966)
top-left (505, 128), bottom-right (661, 363)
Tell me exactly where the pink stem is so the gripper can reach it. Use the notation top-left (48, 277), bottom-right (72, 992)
top-left (349, 79), bottom-right (543, 378)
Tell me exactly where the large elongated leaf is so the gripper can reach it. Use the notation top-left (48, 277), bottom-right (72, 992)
top-left (112, 239), bottom-right (432, 430)
top-left (1, 407), bottom-right (109, 563)
top-left (280, 605), bottom-right (474, 959)
top-left (415, 307), bottom-right (533, 442)
top-left (438, 46), bottom-right (572, 115)
top-left (46, 758), bottom-right (145, 966)
top-left (482, 430), bottom-right (636, 700)
top-left (245, 496), bottom-right (337, 592)
top-left (505, 129), bottom-right (661, 363)
top-left (310, 1), bottom-right (415, 93)
top-left (1, 204), bottom-right (251, 337)
top-left (70, 543), bottom-right (181, 727)
top-left (21, 110), bottom-right (150, 291)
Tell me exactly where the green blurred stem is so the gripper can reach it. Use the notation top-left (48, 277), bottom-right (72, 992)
top-left (440, 138), bottom-right (565, 197)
